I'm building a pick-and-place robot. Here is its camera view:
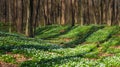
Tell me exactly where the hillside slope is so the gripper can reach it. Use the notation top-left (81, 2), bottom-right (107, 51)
top-left (0, 25), bottom-right (120, 67)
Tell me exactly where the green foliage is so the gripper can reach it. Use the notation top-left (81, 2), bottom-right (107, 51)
top-left (60, 26), bottom-right (92, 38)
top-left (0, 54), bottom-right (16, 63)
top-left (51, 44), bottom-right (97, 56)
top-left (101, 55), bottom-right (120, 67)
top-left (106, 47), bottom-right (120, 54)
top-left (86, 26), bottom-right (120, 43)
top-left (36, 25), bottom-right (70, 39)
top-left (0, 25), bottom-right (120, 67)
top-left (0, 22), bottom-right (9, 32)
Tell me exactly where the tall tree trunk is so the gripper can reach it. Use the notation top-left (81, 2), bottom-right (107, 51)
top-left (8, 0), bottom-right (12, 33)
top-left (92, 0), bottom-right (97, 25)
top-left (34, 0), bottom-right (40, 36)
top-left (71, 0), bottom-right (75, 26)
top-left (25, 0), bottom-right (30, 36)
top-left (79, 0), bottom-right (83, 25)
top-left (16, 0), bottom-right (22, 33)
top-left (29, 0), bottom-right (34, 37)
top-left (74, 0), bottom-right (78, 24)
top-left (25, 0), bottom-right (34, 37)
top-left (61, 0), bottom-right (65, 25)
top-left (43, 0), bottom-right (48, 25)
top-left (106, 0), bottom-right (112, 26)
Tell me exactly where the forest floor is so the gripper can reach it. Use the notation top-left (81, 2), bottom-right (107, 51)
top-left (1, 25), bottom-right (120, 67)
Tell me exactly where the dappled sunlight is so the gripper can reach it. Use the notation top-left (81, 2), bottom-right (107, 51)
top-left (1, 25), bottom-right (120, 67)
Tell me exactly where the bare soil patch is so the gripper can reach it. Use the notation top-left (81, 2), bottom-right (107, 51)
top-left (13, 54), bottom-right (32, 63)
top-left (6, 52), bottom-right (32, 63)
top-left (0, 62), bottom-right (17, 67)
top-left (110, 45), bottom-right (120, 49)
top-left (99, 53), bottom-right (114, 57)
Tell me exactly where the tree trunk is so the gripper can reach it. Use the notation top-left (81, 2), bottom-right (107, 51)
top-left (8, 0), bottom-right (12, 33)
top-left (61, 0), bottom-right (65, 25)
top-left (25, 0), bottom-right (34, 37)
top-left (16, 0), bottom-right (22, 33)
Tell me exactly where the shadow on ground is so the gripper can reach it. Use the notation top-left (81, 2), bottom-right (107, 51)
top-left (41, 26), bottom-right (78, 39)
top-left (64, 26), bottom-right (104, 47)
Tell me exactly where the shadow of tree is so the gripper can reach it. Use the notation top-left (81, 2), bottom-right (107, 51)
top-left (20, 51), bottom-right (91, 67)
top-left (64, 26), bottom-right (104, 47)
top-left (35, 25), bottom-right (59, 36)
top-left (20, 46), bottom-right (97, 67)
top-left (0, 44), bottom-right (62, 53)
top-left (41, 26), bottom-right (79, 39)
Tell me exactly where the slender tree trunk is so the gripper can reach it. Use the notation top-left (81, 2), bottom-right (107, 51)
top-left (16, 0), bottom-right (22, 33)
top-left (79, 0), bottom-right (83, 25)
top-left (92, 0), bottom-right (97, 25)
top-left (25, 0), bottom-right (30, 37)
top-left (61, 0), bottom-right (65, 25)
top-left (106, 0), bottom-right (112, 26)
top-left (71, 0), bottom-right (75, 26)
top-left (34, 0), bottom-right (40, 36)
top-left (8, 0), bottom-right (12, 33)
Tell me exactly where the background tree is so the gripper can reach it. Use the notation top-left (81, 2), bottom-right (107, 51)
top-left (0, 0), bottom-right (120, 37)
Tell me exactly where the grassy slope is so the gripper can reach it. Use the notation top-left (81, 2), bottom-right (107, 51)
top-left (0, 25), bottom-right (120, 67)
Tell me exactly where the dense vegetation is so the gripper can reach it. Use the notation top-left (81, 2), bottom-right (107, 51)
top-left (1, 25), bottom-right (120, 67)
top-left (0, 0), bottom-right (120, 67)
top-left (0, 0), bottom-right (120, 37)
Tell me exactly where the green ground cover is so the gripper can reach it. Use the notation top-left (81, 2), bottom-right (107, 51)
top-left (0, 25), bottom-right (120, 67)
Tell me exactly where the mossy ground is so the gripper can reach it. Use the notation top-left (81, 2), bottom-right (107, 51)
top-left (1, 25), bottom-right (120, 67)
